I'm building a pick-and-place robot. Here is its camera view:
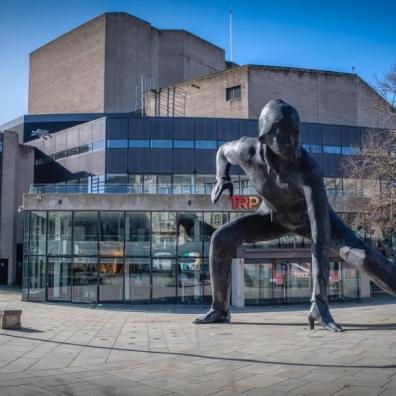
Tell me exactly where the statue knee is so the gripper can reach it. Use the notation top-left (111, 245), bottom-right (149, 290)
top-left (211, 228), bottom-right (235, 255)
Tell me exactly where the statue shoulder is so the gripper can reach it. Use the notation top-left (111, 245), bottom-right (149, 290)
top-left (299, 147), bottom-right (323, 180)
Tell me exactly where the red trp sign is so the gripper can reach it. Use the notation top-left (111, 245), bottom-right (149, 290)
top-left (231, 195), bottom-right (261, 210)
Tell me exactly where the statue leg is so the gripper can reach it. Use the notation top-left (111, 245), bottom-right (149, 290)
top-left (329, 210), bottom-right (396, 296)
top-left (194, 212), bottom-right (287, 324)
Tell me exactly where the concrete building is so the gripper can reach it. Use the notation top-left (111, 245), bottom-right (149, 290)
top-left (145, 65), bottom-right (396, 129)
top-left (29, 12), bottom-right (226, 115)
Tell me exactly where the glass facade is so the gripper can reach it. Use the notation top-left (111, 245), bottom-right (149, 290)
top-left (244, 259), bottom-right (359, 305)
top-left (23, 209), bottom-right (361, 305)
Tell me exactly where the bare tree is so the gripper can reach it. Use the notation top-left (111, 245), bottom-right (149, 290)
top-left (344, 65), bottom-right (396, 256)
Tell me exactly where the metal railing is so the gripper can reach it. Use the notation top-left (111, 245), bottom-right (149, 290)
top-left (29, 183), bottom-right (257, 195)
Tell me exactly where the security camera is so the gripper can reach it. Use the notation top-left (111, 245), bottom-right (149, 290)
top-left (37, 195), bottom-right (43, 201)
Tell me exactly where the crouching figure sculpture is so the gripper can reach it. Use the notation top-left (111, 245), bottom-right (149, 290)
top-left (194, 99), bottom-right (396, 332)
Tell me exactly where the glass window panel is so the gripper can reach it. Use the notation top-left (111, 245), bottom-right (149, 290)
top-left (328, 261), bottom-right (342, 301)
top-left (67, 147), bottom-right (79, 157)
top-left (129, 140), bottom-right (150, 148)
top-left (323, 145), bottom-right (341, 154)
top-left (342, 146), bottom-right (360, 155)
top-left (272, 262), bottom-right (287, 302)
top-left (92, 140), bottom-right (105, 151)
top-left (152, 258), bottom-right (176, 303)
top-left (47, 257), bottom-right (71, 301)
top-left (48, 212), bottom-right (72, 255)
top-left (342, 264), bottom-right (359, 299)
top-left (195, 174), bottom-right (216, 194)
top-left (129, 174), bottom-right (143, 193)
top-left (73, 212), bottom-right (98, 255)
top-left (287, 261), bottom-right (311, 302)
top-left (152, 212), bottom-right (177, 256)
top-left (22, 257), bottom-right (29, 301)
top-left (279, 234), bottom-right (304, 248)
top-left (72, 257), bottom-right (98, 303)
top-left (195, 140), bottom-right (217, 149)
top-left (79, 144), bottom-right (92, 154)
top-left (158, 174), bottom-right (172, 194)
top-left (107, 139), bottom-right (128, 149)
top-left (23, 212), bottom-right (30, 255)
top-left (106, 173), bottom-right (128, 184)
top-left (29, 211), bottom-right (47, 255)
top-left (217, 140), bottom-right (228, 148)
top-left (125, 258), bottom-right (151, 303)
top-left (99, 212), bottom-right (124, 257)
top-left (98, 258), bottom-right (124, 301)
top-left (178, 256), bottom-right (203, 304)
top-left (173, 174), bottom-right (193, 194)
top-left (143, 175), bottom-right (157, 194)
top-left (177, 212), bottom-right (203, 256)
top-left (203, 212), bottom-right (228, 256)
top-left (174, 140), bottom-right (194, 149)
top-left (202, 258), bottom-right (212, 304)
top-left (151, 139), bottom-right (173, 148)
top-left (244, 262), bottom-right (273, 304)
top-left (324, 178), bottom-right (343, 198)
top-left (28, 256), bottom-right (46, 301)
top-left (125, 212), bottom-right (150, 256)
top-left (302, 144), bottom-right (322, 154)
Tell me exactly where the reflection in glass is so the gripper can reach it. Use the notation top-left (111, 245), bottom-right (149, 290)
top-left (72, 257), bottom-right (97, 303)
top-left (152, 212), bottom-right (177, 256)
top-left (177, 212), bottom-right (203, 257)
top-left (244, 262), bottom-right (273, 304)
top-left (152, 259), bottom-right (176, 303)
top-left (328, 261), bottom-right (342, 300)
top-left (48, 212), bottom-right (72, 255)
top-left (98, 258), bottom-right (123, 301)
top-left (342, 264), bottom-right (359, 299)
top-left (125, 258), bottom-right (150, 303)
top-left (202, 258), bottom-right (212, 303)
top-left (287, 262), bottom-right (311, 302)
top-left (73, 212), bottom-right (98, 255)
top-left (28, 256), bottom-right (46, 301)
top-left (23, 213), bottom-right (30, 255)
top-left (272, 262), bottom-right (287, 302)
top-left (178, 256), bottom-right (203, 304)
top-left (48, 258), bottom-right (71, 301)
top-left (30, 211), bottom-right (47, 255)
top-left (22, 257), bottom-right (29, 301)
top-left (99, 212), bottom-right (124, 256)
top-left (125, 212), bottom-right (150, 256)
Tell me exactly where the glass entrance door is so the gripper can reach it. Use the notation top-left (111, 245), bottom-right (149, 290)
top-left (47, 258), bottom-right (71, 301)
top-left (272, 262), bottom-right (287, 302)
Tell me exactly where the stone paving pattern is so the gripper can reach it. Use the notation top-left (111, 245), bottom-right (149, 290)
top-left (1, 288), bottom-right (396, 395)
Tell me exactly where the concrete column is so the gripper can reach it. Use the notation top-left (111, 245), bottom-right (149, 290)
top-left (359, 271), bottom-right (371, 298)
top-left (231, 258), bottom-right (245, 308)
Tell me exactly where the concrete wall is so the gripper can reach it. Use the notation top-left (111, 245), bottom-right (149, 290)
top-left (146, 67), bottom-right (249, 118)
top-left (158, 30), bottom-right (225, 88)
top-left (0, 132), bottom-right (35, 284)
top-left (29, 12), bottom-right (226, 115)
top-left (104, 13), bottom-right (160, 113)
top-left (248, 67), bottom-right (396, 128)
top-left (146, 65), bottom-right (396, 129)
top-left (29, 15), bottom-right (106, 114)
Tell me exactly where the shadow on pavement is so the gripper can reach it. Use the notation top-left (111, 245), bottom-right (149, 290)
top-left (0, 332), bottom-right (395, 370)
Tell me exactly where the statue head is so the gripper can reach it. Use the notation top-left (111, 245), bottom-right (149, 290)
top-left (258, 99), bottom-right (301, 161)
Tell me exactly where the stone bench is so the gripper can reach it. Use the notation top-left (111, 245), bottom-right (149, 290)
top-left (0, 309), bottom-right (22, 329)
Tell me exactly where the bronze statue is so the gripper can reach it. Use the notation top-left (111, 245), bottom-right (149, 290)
top-left (194, 99), bottom-right (396, 332)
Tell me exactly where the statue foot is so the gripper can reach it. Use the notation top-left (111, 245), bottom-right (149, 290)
top-left (308, 302), bottom-right (343, 332)
top-left (193, 308), bottom-right (231, 324)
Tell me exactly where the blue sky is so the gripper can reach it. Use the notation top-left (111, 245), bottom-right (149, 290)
top-left (0, 0), bottom-right (395, 125)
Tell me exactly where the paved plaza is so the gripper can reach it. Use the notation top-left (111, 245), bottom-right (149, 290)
top-left (1, 288), bottom-right (396, 395)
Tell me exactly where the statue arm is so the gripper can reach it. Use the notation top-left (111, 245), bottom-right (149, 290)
top-left (212, 140), bottom-right (247, 203)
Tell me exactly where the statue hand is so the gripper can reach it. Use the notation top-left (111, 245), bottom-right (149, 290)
top-left (211, 178), bottom-right (233, 204)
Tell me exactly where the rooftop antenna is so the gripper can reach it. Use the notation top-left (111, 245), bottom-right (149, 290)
top-left (229, 8), bottom-right (233, 63)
